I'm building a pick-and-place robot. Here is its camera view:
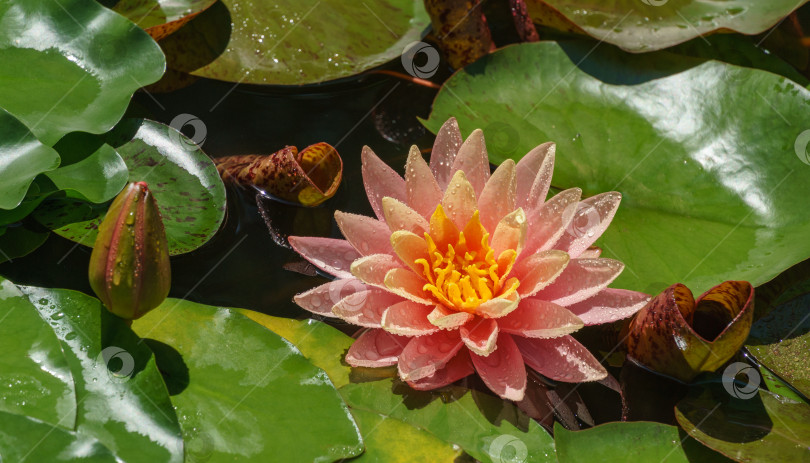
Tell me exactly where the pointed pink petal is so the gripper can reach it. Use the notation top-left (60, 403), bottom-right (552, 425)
top-left (397, 330), bottom-right (464, 381)
top-left (390, 231), bottom-right (428, 274)
top-left (566, 288), bottom-right (650, 325)
top-left (475, 295), bottom-right (520, 318)
top-left (332, 288), bottom-right (404, 327)
top-left (384, 268), bottom-right (434, 305)
top-left (362, 146), bottom-right (406, 220)
top-left (520, 188), bottom-right (581, 259)
top-left (535, 258), bottom-right (624, 306)
top-left (430, 117), bottom-right (463, 190)
top-left (346, 328), bottom-right (409, 368)
top-left (471, 333), bottom-right (526, 401)
top-left (441, 170), bottom-right (477, 229)
top-left (427, 305), bottom-right (475, 329)
top-left (335, 211), bottom-right (394, 256)
top-left (452, 129), bottom-right (490, 196)
top-left (491, 208), bottom-right (527, 257)
top-left (515, 142), bottom-right (555, 212)
top-left (512, 250), bottom-right (570, 298)
top-left (460, 318), bottom-right (499, 356)
top-left (498, 299), bottom-right (583, 338)
top-left (578, 247), bottom-right (602, 259)
top-left (478, 160), bottom-right (516, 232)
top-left (405, 145), bottom-right (443, 217)
top-left (293, 278), bottom-right (368, 317)
top-left (408, 349), bottom-right (474, 390)
top-left (554, 192), bottom-right (621, 259)
top-left (515, 335), bottom-right (607, 382)
top-left (381, 301), bottom-right (438, 336)
top-left (382, 197), bottom-right (429, 235)
top-left (288, 236), bottom-right (360, 279)
top-left (350, 254), bottom-right (402, 288)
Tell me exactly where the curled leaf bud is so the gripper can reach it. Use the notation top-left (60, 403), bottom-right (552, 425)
top-left (88, 182), bottom-right (171, 320)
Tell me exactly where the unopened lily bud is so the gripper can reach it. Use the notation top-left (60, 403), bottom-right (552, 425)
top-left (89, 182), bottom-right (171, 320)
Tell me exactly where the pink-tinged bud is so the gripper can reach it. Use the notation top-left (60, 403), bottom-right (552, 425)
top-left (88, 182), bottom-right (171, 320)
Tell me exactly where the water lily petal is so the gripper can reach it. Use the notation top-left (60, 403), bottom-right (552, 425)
top-left (408, 349), bottom-right (475, 390)
top-left (288, 236), bottom-right (360, 279)
top-left (398, 330), bottom-right (465, 381)
top-left (535, 258), bottom-right (624, 306)
top-left (335, 211), bottom-right (394, 256)
top-left (567, 288), bottom-right (649, 325)
top-left (428, 305), bottom-right (475, 329)
top-left (578, 246), bottom-right (602, 259)
top-left (405, 145), bottom-right (443, 217)
top-left (478, 159), bottom-right (516, 231)
top-left (499, 299), bottom-right (583, 338)
top-left (521, 188), bottom-right (581, 258)
top-left (491, 208), bottom-right (527, 257)
top-left (475, 294), bottom-right (520, 318)
top-left (362, 146), bottom-right (406, 220)
top-left (384, 268), bottom-right (435, 305)
top-left (429, 117), bottom-right (463, 190)
top-left (471, 333), bottom-right (527, 401)
top-left (390, 230), bottom-right (429, 273)
top-left (293, 278), bottom-right (369, 317)
top-left (555, 192), bottom-right (621, 259)
top-left (351, 254), bottom-right (402, 287)
top-left (441, 170), bottom-right (478, 230)
top-left (346, 328), bottom-right (410, 368)
top-left (460, 317), bottom-right (499, 356)
top-left (512, 250), bottom-right (570, 298)
top-left (626, 281), bottom-right (754, 383)
top-left (452, 129), bottom-right (490, 196)
top-left (332, 288), bottom-right (404, 328)
top-left (382, 197), bottom-right (430, 235)
top-left (429, 203), bottom-right (460, 251)
top-left (515, 142), bottom-right (555, 213)
top-left (381, 301), bottom-right (438, 336)
top-left (515, 335), bottom-right (607, 382)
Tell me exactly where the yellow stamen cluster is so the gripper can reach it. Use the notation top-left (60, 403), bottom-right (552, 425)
top-left (416, 207), bottom-right (519, 313)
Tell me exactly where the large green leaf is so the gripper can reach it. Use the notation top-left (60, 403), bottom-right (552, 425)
top-left (0, 108), bottom-right (59, 210)
top-left (0, 224), bottom-right (50, 265)
top-left (0, 0), bottom-right (165, 145)
top-left (21, 286), bottom-right (184, 463)
top-left (132, 298), bottom-right (364, 462)
top-left (44, 144), bottom-right (128, 204)
top-left (0, 410), bottom-right (117, 462)
top-left (425, 41), bottom-right (810, 295)
top-left (350, 409), bottom-right (464, 462)
top-left (166, 0), bottom-right (430, 85)
top-left (676, 384), bottom-right (810, 462)
top-left (526, 0), bottom-right (810, 52)
top-left (0, 277), bottom-right (75, 428)
top-left (554, 421), bottom-right (731, 462)
top-left (34, 119), bottom-right (226, 255)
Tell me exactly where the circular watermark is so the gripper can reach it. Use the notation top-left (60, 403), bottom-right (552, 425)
top-left (327, 279), bottom-right (369, 310)
top-left (641, 0), bottom-right (668, 6)
top-left (794, 129), bottom-right (810, 165)
top-left (566, 202), bottom-right (602, 240)
top-left (484, 122), bottom-right (521, 155)
top-left (186, 431), bottom-right (214, 463)
top-left (722, 362), bottom-right (761, 400)
top-left (488, 434), bottom-right (528, 463)
top-left (401, 41), bottom-right (441, 79)
top-left (92, 32), bottom-right (127, 64)
top-left (169, 113), bottom-right (208, 151)
top-left (97, 346), bottom-right (135, 382)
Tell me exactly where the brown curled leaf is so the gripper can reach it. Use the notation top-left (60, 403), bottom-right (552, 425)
top-left (215, 143), bottom-right (342, 207)
top-left (626, 281), bottom-right (754, 383)
top-left (424, 0), bottom-right (494, 69)
top-left (110, 0), bottom-right (218, 41)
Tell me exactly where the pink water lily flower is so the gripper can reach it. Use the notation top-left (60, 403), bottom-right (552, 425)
top-left (289, 118), bottom-right (649, 401)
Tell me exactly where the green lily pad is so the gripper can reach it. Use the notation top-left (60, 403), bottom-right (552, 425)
top-left (0, 0), bottom-right (165, 145)
top-left (33, 119), bottom-right (226, 255)
top-left (132, 298), bottom-right (364, 462)
top-left (0, 224), bottom-right (50, 264)
top-left (676, 384), bottom-right (810, 462)
top-left (0, 108), bottom-right (60, 210)
top-left (759, 365), bottom-right (807, 404)
top-left (350, 409), bottom-right (464, 462)
top-left (425, 41), bottom-right (810, 296)
top-left (44, 144), bottom-right (128, 204)
top-left (21, 286), bottom-right (184, 463)
top-left (554, 421), bottom-right (731, 462)
top-left (0, 277), bottom-right (75, 428)
top-left (167, 0), bottom-right (430, 85)
top-left (0, 410), bottom-right (117, 462)
top-left (526, 0), bottom-right (810, 52)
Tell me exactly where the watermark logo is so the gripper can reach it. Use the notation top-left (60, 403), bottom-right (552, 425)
top-left (169, 113), bottom-right (208, 151)
top-left (488, 434), bottom-right (528, 463)
top-left (97, 346), bottom-right (135, 382)
top-left (186, 431), bottom-right (214, 463)
top-left (794, 129), bottom-right (810, 165)
top-left (327, 278), bottom-right (368, 311)
top-left (401, 42), bottom-right (441, 79)
top-left (484, 122), bottom-right (521, 155)
top-left (566, 202), bottom-right (602, 241)
top-left (722, 362), bottom-right (761, 399)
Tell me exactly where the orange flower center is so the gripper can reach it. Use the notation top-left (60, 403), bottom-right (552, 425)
top-left (415, 205), bottom-right (519, 313)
